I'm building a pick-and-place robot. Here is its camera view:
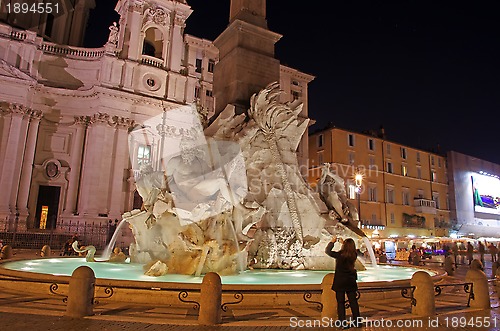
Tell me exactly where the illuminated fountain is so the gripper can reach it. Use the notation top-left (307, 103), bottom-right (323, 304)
top-left (0, 84), bottom-right (444, 303)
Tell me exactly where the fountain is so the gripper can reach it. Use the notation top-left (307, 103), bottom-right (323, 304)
top-left (0, 84), bottom-right (444, 307)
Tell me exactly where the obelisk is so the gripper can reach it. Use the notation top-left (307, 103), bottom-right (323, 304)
top-left (213, 0), bottom-right (282, 115)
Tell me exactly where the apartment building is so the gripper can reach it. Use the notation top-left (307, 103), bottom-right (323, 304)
top-left (309, 125), bottom-right (450, 238)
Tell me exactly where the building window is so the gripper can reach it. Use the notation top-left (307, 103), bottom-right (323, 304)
top-left (390, 212), bottom-right (395, 224)
top-left (431, 156), bottom-right (435, 166)
top-left (386, 188), bottom-right (395, 203)
top-left (386, 144), bottom-right (391, 155)
top-left (194, 86), bottom-right (201, 98)
top-left (137, 145), bottom-right (151, 166)
top-left (401, 165), bottom-right (408, 176)
top-left (368, 187), bottom-right (377, 202)
top-left (400, 147), bottom-right (407, 159)
top-left (368, 138), bottom-right (375, 151)
top-left (348, 185), bottom-right (357, 199)
top-left (349, 152), bottom-right (355, 165)
top-left (416, 152), bottom-right (420, 162)
top-left (348, 134), bottom-right (355, 147)
top-left (318, 134), bottom-right (323, 148)
top-left (387, 162), bottom-right (393, 174)
top-left (446, 194), bottom-right (450, 210)
top-left (291, 90), bottom-right (300, 100)
top-left (195, 58), bottom-right (202, 73)
top-left (208, 59), bottom-right (215, 73)
top-left (417, 167), bottom-right (422, 179)
top-left (438, 158), bottom-right (442, 168)
top-left (433, 193), bottom-right (440, 209)
top-left (318, 152), bottom-right (323, 165)
top-left (417, 189), bottom-right (424, 199)
top-left (369, 156), bottom-right (376, 169)
top-left (292, 80), bottom-right (300, 86)
top-left (206, 90), bottom-right (213, 97)
top-left (45, 13), bottom-right (55, 38)
top-left (402, 191), bottom-right (410, 206)
top-left (372, 214), bottom-right (377, 222)
top-left (431, 171), bottom-right (437, 182)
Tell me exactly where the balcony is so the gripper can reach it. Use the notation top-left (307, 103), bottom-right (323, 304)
top-left (141, 55), bottom-right (165, 69)
top-left (413, 198), bottom-right (437, 215)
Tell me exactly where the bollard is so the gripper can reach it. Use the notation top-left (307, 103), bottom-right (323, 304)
top-left (444, 255), bottom-right (455, 276)
top-left (492, 262), bottom-right (499, 279)
top-left (470, 259), bottom-right (484, 271)
top-left (465, 267), bottom-right (490, 309)
top-left (65, 266), bottom-right (96, 317)
top-left (411, 271), bottom-right (435, 316)
top-left (321, 273), bottom-right (337, 320)
top-left (0, 245), bottom-right (13, 260)
top-left (495, 268), bottom-right (500, 298)
top-left (198, 272), bottom-right (222, 325)
top-left (41, 245), bottom-right (51, 257)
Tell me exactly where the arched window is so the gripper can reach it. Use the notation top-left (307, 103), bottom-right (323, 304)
top-left (142, 41), bottom-right (156, 57)
top-left (142, 27), bottom-right (164, 59)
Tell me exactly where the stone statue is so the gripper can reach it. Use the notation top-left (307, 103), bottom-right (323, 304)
top-left (317, 163), bottom-right (366, 238)
top-left (71, 241), bottom-right (97, 262)
top-left (107, 22), bottom-right (119, 45)
top-left (124, 83), bottom-right (369, 276)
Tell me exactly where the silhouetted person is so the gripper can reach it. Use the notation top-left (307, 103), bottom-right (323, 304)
top-left (325, 236), bottom-right (361, 329)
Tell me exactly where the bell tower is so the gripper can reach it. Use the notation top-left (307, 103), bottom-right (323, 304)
top-left (213, 0), bottom-right (282, 115)
top-left (114, 0), bottom-right (192, 71)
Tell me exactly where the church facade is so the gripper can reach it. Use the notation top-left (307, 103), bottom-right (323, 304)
top-left (0, 0), bottom-right (313, 240)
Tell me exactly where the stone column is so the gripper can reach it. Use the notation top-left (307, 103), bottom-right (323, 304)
top-left (411, 271), bottom-right (435, 317)
top-left (63, 116), bottom-right (88, 216)
top-left (16, 110), bottom-right (42, 218)
top-left (108, 117), bottom-right (134, 219)
top-left (125, 3), bottom-right (144, 61)
top-left (0, 105), bottom-right (29, 218)
top-left (78, 113), bottom-right (109, 216)
top-left (168, 13), bottom-right (185, 72)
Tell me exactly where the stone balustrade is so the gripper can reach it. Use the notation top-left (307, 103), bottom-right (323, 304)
top-left (38, 42), bottom-right (105, 59)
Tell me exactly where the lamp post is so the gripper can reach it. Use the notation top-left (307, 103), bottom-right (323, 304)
top-left (355, 173), bottom-right (363, 224)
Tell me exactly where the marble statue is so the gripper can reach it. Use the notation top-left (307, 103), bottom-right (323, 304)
top-left (107, 22), bottom-right (119, 45)
top-left (71, 241), bottom-right (97, 262)
top-left (123, 83), bottom-right (368, 276)
top-left (317, 163), bottom-right (367, 238)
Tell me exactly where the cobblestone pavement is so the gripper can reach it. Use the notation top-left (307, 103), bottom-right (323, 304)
top-left (0, 249), bottom-right (499, 330)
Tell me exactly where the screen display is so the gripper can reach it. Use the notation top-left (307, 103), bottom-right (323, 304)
top-left (472, 173), bottom-right (500, 215)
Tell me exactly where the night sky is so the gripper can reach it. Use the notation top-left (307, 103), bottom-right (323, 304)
top-left (84, 0), bottom-right (500, 165)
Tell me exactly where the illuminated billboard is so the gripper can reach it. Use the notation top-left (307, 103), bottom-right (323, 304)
top-left (472, 172), bottom-right (500, 215)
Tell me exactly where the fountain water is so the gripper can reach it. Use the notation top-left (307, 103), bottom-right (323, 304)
top-left (100, 219), bottom-right (129, 261)
top-left (362, 236), bottom-right (379, 268)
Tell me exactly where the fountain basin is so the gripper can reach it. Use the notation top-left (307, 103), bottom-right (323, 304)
top-left (0, 257), bottom-right (445, 307)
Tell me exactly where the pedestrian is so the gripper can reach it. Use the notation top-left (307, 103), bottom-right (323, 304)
top-left (478, 241), bottom-right (485, 265)
top-left (466, 242), bottom-right (474, 265)
top-left (488, 243), bottom-right (498, 263)
top-left (451, 241), bottom-right (459, 266)
top-left (325, 236), bottom-right (361, 329)
top-left (497, 242), bottom-right (500, 262)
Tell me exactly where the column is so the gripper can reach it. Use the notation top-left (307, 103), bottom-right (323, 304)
top-left (0, 105), bottom-right (29, 216)
top-left (108, 117), bottom-right (134, 218)
top-left (16, 110), bottom-right (42, 217)
top-left (63, 116), bottom-right (88, 216)
top-left (77, 113), bottom-right (109, 216)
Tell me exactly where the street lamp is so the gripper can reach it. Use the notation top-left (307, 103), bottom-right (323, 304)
top-left (355, 173), bottom-right (363, 224)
